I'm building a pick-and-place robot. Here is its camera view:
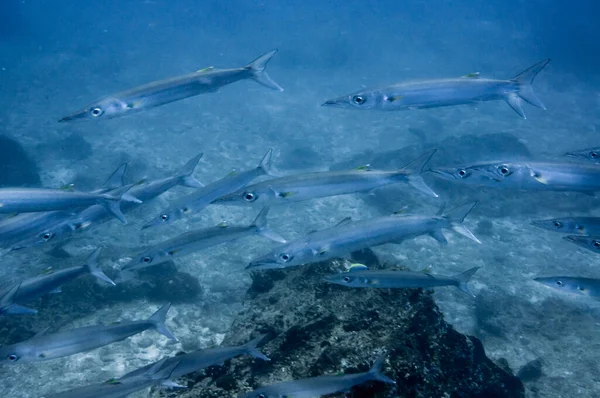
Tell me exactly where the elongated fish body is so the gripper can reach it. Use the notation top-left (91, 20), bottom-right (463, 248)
top-left (534, 276), bottom-right (600, 297)
top-left (563, 235), bottom-right (600, 255)
top-left (241, 355), bottom-right (395, 398)
top-left (323, 266), bottom-right (479, 296)
top-left (121, 334), bottom-right (270, 381)
top-left (564, 147), bottom-right (600, 164)
top-left (0, 185), bottom-right (138, 224)
top-left (0, 303), bottom-right (176, 364)
top-left (531, 217), bottom-right (600, 235)
top-left (429, 161), bottom-right (600, 193)
top-left (214, 150), bottom-right (438, 207)
top-left (0, 249), bottom-right (114, 315)
top-left (59, 50), bottom-right (283, 122)
top-left (143, 150), bottom-right (274, 229)
top-left (0, 211), bottom-right (73, 248)
top-left (323, 59), bottom-right (550, 119)
top-left (247, 203), bottom-right (479, 270)
top-left (46, 358), bottom-right (181, 398)
top-left (11, 154), bottom-right (203, 250)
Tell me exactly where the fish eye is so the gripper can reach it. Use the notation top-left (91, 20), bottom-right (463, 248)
top-left (7, 354), bottom-right (18, 362)
top-left (555, 280), bottom-right (563, 286)
top-left (590, 151), bottom-right (598, 159)
top-left (160, 214), bottom-right (169, 221)
top-left (578, 286), bottom-right (585, 292)
top-left (90, 107), bottom-right (103, 117)
top-left (498, 165), bottom-right (510, 175)
top-left (141, 256), bottom-right (152, 263)
top-left (575, 224), bottom-right (584, 231)
top-left (593, 240), bottom-right (600, 248)
top-left (41, 232), bottom-right (53, 241)
top-left (457, 169), bottom-right (468, 178)
top-left (352, 95), bottom-right (366, 105)
top-left (343, 276), bottom-right (351, 282)
top-left (243, 192), bottom-right (257, 202)
top-left (279, 253), bottom-right (291, 262)
top-left (552, 221), bottom-right (562, 228)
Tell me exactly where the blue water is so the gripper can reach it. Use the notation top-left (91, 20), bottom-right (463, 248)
top-left (1, 0), bottom-right (600, 397)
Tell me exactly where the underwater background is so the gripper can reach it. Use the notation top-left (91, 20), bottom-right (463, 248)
top-left (1, 0), bottom-right (600, 397)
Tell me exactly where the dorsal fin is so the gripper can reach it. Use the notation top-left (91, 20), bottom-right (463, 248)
top-left (461, 72), bottom-right (480, 79)
top-left (348, 263), bottom-right (368, 272)
top-left (197, 66), bottom-right (215, 73)
top-left (335, 217), bottom-right (352, 227)
top-left (354, 164), bottom-right (371, 171)
top-left (217, 221), bottom-right (228, 228)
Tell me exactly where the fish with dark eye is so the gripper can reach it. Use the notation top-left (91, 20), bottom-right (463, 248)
top-left (534, 276), bottom-right (600, 297)
top-left (59, 50), bottom-right (283, 122)
top-left (531, 217), bottom-right (600, 235)
top-left (240, 354), bottom-right (395, 398)
top-left (564, 146), bottom-right (600, 164)
top-left (322, 59), bottom-right (549, 119)
top-left (323, 264), bottom-right (480, 297)
top-left (429, 161), bottom-right (600, 194)
top-left (563, 235), bottom-right (600, 255)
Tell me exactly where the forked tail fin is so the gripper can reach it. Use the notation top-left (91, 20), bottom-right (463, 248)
top-left (442, 202), bottom-right (481, 244)
top-left (246, 50), bottom-right (284, 91)
top-left (506, 59), bottom-right (550, 119)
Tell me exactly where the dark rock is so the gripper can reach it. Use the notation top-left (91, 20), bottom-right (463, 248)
top-left (517, 358), bottom-right (544, 382)
top-left (37, 133), bottom-right (93, 163)
top-left (173, 259), bottom-right (525, 397)
top-left (0, 135), bottom-right (40, 187)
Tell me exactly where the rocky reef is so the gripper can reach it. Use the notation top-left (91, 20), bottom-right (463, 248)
top-left (167, 254), bottom-right (524, 398)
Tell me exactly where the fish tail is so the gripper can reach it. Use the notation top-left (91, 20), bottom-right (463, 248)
top-left (148, 303), bottom-right (178, 341)
top-left (245, 49), bottom-right (284, 91)
top-left (252, 207), bottom-right (287, 243)
top-left (241, 334), bottom-right (271, 361)
top-left (453, 266), bottom-right (480, 297)
top-left (506, 59), bottom-right (550, 118)
top-left (100, 183), bottom-right (142, 224)
top-left (443, 202), bottom-right (481, 244)
top-left (0, 283), bottom-right (37, 315)
top-left (401, 150), bottom-right (438, 197)
top-left (368, 354), bottom-right (396, 385)
top-left (177, 153), bottom-right (204, 188)
top-left (84, 248), bottom-right (116, 286)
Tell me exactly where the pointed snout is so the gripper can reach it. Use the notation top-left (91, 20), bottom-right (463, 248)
top-left (321, 99), bottom-right (338, 106)
top-left (58, 111), bottom-right (87, 123)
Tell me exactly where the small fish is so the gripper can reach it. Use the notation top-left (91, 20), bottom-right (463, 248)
top-left (323, 265), bottom-right (480, 297)
top-left (534, 276), bottom-right (600, 297)
top-left (564, 147), bottom-right (600, 164)
top-left (46, 357), bottom-right (183, 398)
top-left (0, 248), bottom-right (114, 315)
top-left (0, 184), bottom-right (140, 224)
top-left (531, 217), bottom-right (600, 235)
top-left (322, 59), bottom-right (549, 119)
top-left (143, 149), bottom-right (275, 229)
top-left (563, 235), bottom-right (600, 255)
top-left (247, 202), bottom-right (479, 270)
top-left (11, 153), bottom-right (203, 251)
top-left (213, 150), bottom-right (438, 208)
top-left (122, 207), bottom-right (285, 275)
top-left (120, 334), bottom-right (269, 382)
top-left (59, 50), bottom-right (283, 122)
top-left (240, 354), bottom-right (395, 398)
top-left (0, 303), bottom-right (177, 364)
top-left (429, 161), bottom-right (600, 193)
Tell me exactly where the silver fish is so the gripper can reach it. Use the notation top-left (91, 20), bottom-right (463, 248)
top-left (323, 264), bottom-right (480, 297)
top-left (124, 207), bottom-right (285, 274)
top-left (323, 59), bottom-right (549, 119)
top-left (531, 217), bottom-right (600, 235)
top-left (120, 334), bottom-right (269, 382)
top-left (564, 147), bottom-right (600, 164)
top-left (59, 50), bottom-right (283, 122)
top-left (563, 235), bottom-right (600, 255)
top-left (143, 149), bottom-right (274, 229)
top-left (240, 354), bottom-right (395, 398)
top-left (429, 161), bottom-right (600, 193)
top-left (247, 202), bottom-right (480, 270)
top-left (0, 248), bottom-right (114, 315)
top-left (0, 303), bottom-right (177, 364)
top-left (46, 357), bottom-right (182, 398)
top-left (534, 276), bottom-right (600, 297)
top-left (0, 184), bottom-right (140, 224)
top-left (11, 153), bottom-right (203, 251)
top-left (213, 150), bottom-right (438, 208)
